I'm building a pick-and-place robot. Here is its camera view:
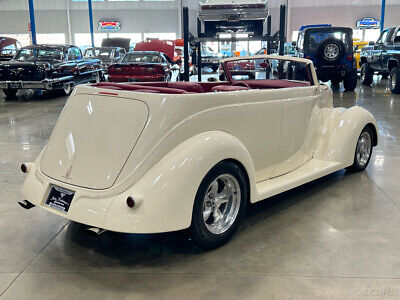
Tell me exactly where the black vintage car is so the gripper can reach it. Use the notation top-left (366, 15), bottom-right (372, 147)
top-left (84, 47), bottom-right (126, 74)
top-left (0, 44), bottom-right (103, 98)
top-left (360, 26), bottom-right (400, 93)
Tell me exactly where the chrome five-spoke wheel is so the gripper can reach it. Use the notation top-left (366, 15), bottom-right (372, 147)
top-left (347, 126), bottom-right (374, 172)
top-left (355, 131), bottom-right (372, 167)
top-left (190, 161), bottom-right (247, 249)
top-left (203, 174), bottom-right (241, 235)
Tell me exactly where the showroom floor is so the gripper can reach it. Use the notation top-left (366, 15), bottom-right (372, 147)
top-left (0, 78), bottom-right (399, 299)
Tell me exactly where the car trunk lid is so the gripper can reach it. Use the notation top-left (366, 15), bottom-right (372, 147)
top-left (0, 61), bottom-right (47, 81)
top-left (40, 93), bottom-right (149, 190)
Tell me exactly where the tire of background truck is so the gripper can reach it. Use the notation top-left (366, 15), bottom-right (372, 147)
top-left (361, 63), bottom-right (374, 86)
top-left (3, 88), bottom-right (18, 98)
top-left (318, 38), bottom-right (346, 65)
top-left (390, 67), bottom-right (400, 94)
top-left (344, 71), bottom-right (358, 91)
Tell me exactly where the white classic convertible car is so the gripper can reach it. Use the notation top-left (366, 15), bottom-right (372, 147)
top-left (20, 55), bottom-right (378, 249)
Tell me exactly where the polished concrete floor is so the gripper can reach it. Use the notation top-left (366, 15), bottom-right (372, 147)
top-left (1, 78), bottom-right (400, 299)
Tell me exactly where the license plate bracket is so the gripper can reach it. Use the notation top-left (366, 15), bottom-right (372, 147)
top-left (45, 185), bottom-right (75, 214)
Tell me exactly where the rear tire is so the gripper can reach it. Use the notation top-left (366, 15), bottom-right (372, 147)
top-left (3, 88), bottom-right (18, 98)
top-left (390, 67), bottom-right (400, 94)
top-left (346, 126), bottom-right (374, 172)
top-left (190, 161), bottom-right (248, 249)
top-left (361, 63), bottom-right (374, 86)
top-left (344, 72), bottom-right (358, 91)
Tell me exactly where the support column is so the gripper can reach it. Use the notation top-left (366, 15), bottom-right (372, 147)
top-left (28, 0), bottom-right (37, 45)
top-left (65, 0), bottom-right (72, 44)
top-left (380, 0), bottom-right (386, 32)
top-left (183, 6), bottom-right (190, 82)
top-left (88, 0), bottom-right (95, 47)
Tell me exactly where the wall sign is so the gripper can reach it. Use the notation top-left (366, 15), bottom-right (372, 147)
top-left (98, 21), bottom-right (121, 32)
top-left (356, 18), bottom-right (380, 29)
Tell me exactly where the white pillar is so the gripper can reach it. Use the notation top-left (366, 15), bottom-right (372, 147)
top-left (65, 0), bottom-right (73, 44)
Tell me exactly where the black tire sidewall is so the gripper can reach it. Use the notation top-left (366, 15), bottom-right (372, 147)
top-left (318, 38), bottom-right (345, 65)
top-left (344, 71), bottom-right (358, 91)
top-left (361, 63), bottom-right (374, 85)
top-left (390, 67), bottom-right (400, 94)
top-left (3, 89), bottom-right (18, 97)
top-left (190, 161), bottom-right (248, 249)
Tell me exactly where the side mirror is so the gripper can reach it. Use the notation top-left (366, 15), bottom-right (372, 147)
top-left (369, 41), bottom-right (375, 46)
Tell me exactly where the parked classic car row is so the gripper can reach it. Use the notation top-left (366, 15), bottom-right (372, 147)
top-left (0, 38), bottom-right (183, 97)
top-left (19, 55), bottom-right (378, 249)
top-left (0, 44), bottom-right (103, 97)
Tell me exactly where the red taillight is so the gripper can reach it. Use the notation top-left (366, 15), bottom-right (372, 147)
top-left (126, 197), bottom-right (135, 208)
top-left (347, 55), bottom-right (353, 61)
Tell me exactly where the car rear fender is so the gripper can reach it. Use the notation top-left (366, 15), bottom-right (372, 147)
top-left (313, 106), bottom-right (378, 166)
top-left (103, 131), bottom-right (257, 233)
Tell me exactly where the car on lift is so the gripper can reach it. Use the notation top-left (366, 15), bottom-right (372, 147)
top-left (108, 51), bottom-right (173, 82)
top-left (360, 26), bottom-right (400, 93)
top-left (83, 47), bottom-right (126, 74)
top-left (0, 37), bottom-right (21, 61)
top-left (0, 44), bottom-right (103, 98)
top-left (296, 26), bottom-right (358, 91)
top-left (19, 55), bottom-right (377, 249)
top-left (198, 0), bottom-right (268, 37)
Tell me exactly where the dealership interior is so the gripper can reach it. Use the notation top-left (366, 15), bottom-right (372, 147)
top-left (2, 0), bottom-right (400, 299)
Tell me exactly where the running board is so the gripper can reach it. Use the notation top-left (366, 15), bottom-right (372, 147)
top-left (255, 159), bottom-right (344, 202)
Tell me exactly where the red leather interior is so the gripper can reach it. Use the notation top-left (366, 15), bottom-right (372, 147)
top-left (94, 79), bottom-right (310, 94)
top-left (211, 85), bottom-right (250, 92)
top-left (95, 83), bottom-right (192, 94)
top-left (240, 79), bottom-right (310, 89)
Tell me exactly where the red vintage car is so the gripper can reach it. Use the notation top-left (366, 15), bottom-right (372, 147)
top-left (108, 51), bottom-right (173, 82)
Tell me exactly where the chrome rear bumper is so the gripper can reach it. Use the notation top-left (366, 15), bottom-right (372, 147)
top-left (0, 76), bottom-right (73, 90)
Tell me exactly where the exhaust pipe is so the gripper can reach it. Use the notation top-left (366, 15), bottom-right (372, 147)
top-left (87, 227), bottom-right (107, 236)
top-left (18, 200), bottom-right (35, 209)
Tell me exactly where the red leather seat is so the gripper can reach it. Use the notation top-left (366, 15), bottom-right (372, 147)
top-left (211, 85), bottom-right (250, 92)
top-left (168, 82), bottom-right (205, 93)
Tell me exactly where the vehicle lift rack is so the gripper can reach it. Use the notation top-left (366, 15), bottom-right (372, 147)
top-left (181, 5), bottom-right (287, 82)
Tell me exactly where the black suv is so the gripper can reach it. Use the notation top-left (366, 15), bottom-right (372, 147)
top-left (360, 26), bottom-right (400, 93)
top-left (296, 26), bottom-right (357, 91)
